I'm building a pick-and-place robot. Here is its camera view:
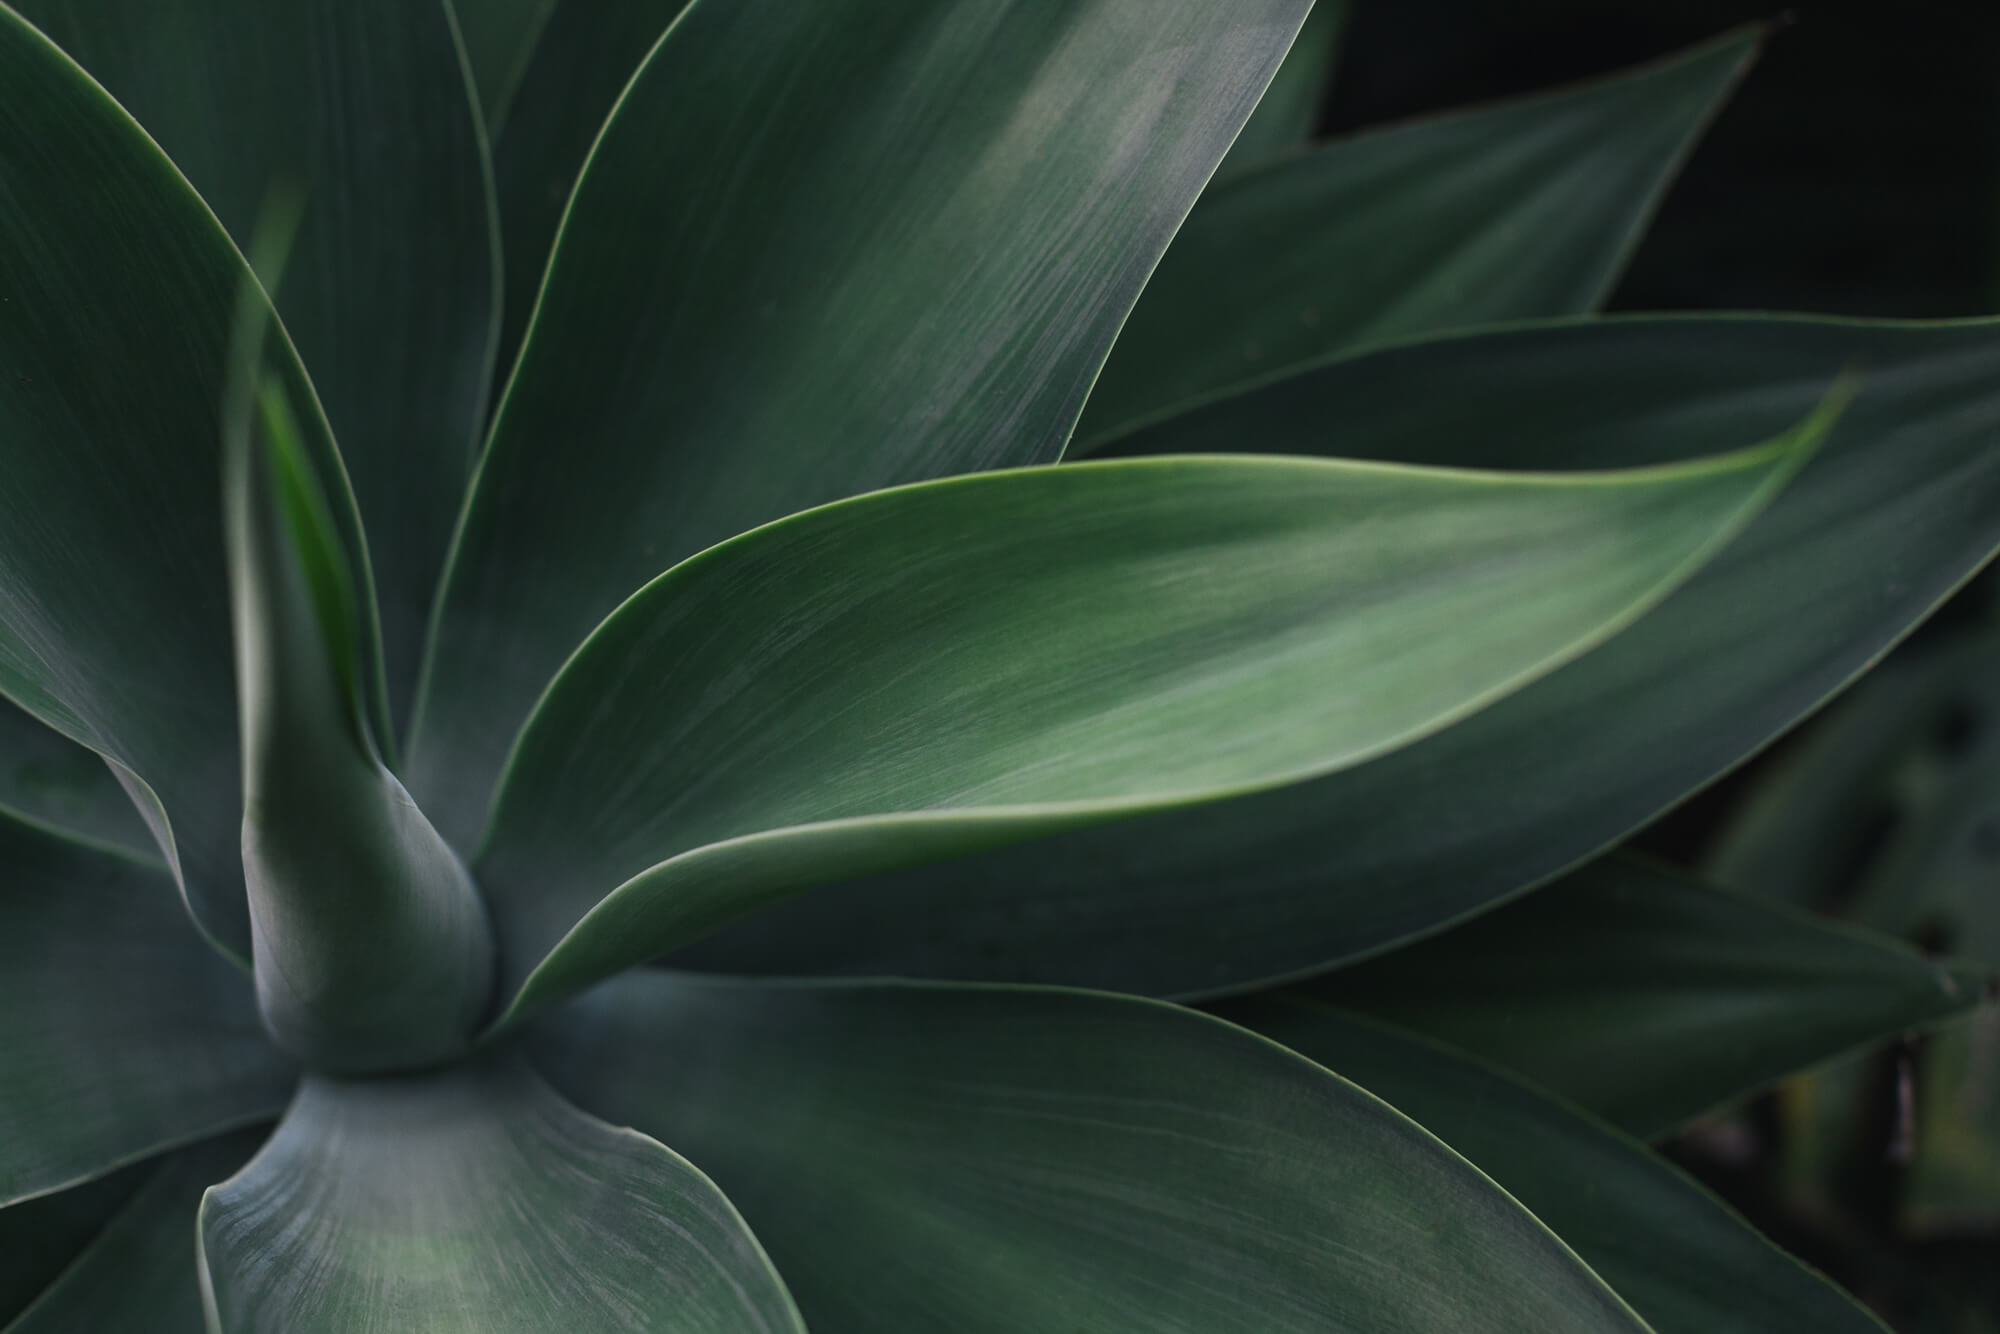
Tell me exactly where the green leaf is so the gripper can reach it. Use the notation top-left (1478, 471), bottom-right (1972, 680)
top-left (483, 0), bottom-right (690, 387)
top-left (1216, 0), bottom-right (1347, 173)
top-left (0, 1160), bottom-right (148, 1326)
top-left (452, 0), bottom-right (557, 132)
top-left (0, 809), bottom-right (292, 1206)
top-left (674, 315), bottom-right (2000, 1000)
top-left (1075, 30), bottom-right (1756, 444)
top-left (0, 698), bottom-right (150, 858)
top-left (478, 435), bottom-right (1814, 1024)
top-left (538, 975), bottom-right (1650, 1334)
top-left (1222, 1002), bottom-right (1889, 1334)
top-left (225, 355), bottom-right (492, 1074)
top-left (16, 0), bottom-right (498, 728)
top-left (6, 1131), bottom-right (263, 1334)
top-left (1300, 854), bottom-right (1985, 1140)
top-left (197, 1055), bottom-right (803, 1334)
top-left (0, 7), bottom-right (381, 959)
top-left (409, 0), bottom-right (1319, 847)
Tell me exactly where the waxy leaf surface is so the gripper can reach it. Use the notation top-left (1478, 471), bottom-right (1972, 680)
top-left (1304, 855), bottom-right (1984, 1139)
top-left (1215, 0), bottom-right (1347, 173)
top-left (480, 442), bottom-right (1808, 1020)
top-left (198, 1057), bottom-right (802, 1334)
top-left (1077, 30), bottom-right (1755, 442)
top-left (17, 0), bottom-right (498, 726)
top-left (412, 0), bottom-right (1317, 845)
top-left (1223, 1003), bottom-right (1889, 1334)
top-left (539, 975), bottom-right (1651, 1334)
top-left (0, 810), bottom-right (291, 1206)
top-left (0, 698), bottom-right (149, 857)
top-left (679, 316), bottom-right (2000, 999)
top-left (0, 7), bottom-right (381, 958)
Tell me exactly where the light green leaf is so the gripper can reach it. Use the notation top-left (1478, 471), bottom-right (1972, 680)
top-left (0, 7), bottom-right (381, 959)
top-left (0, 698), bottom-right (150, 857)
top-left (1076, 30), bottom-right (1755, 443)
top-left (17, 0), bottom-right (498, 728)
top-left (0, 1160), bottom-right (148, 1326)
top-left (1301, 854), bottom-right (1985, 1140)
top-left (197, 1056), bottom-right (803, 1334)
top-left (478, 436), bottom-right (1813, 1024)
top-left (225, 359), bottom-right (492, 1074)
top-left (0, 809), bottom-right (292, 1206)
top-left (538, 975), bottom-right (1650, 1334)
top-left (675, 316), bottom-right (2000, 1000)
top-left (1223, 1002), bottom-right (1889, 1334)
top-left (6, 1131), bottom-right (263, 1334)
top-left (409, 0), bottom-right (1318, 847)
top-left (1216, 0), bottom-right (1347, 173)
top-left (452, 0), bottom-right (557, 132)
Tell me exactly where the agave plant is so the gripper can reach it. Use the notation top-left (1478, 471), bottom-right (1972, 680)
top-left (2, 2), bottom-right (1996, 1331)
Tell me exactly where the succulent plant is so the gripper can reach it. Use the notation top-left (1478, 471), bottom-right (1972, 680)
top-left (1, 3), bottom-right (1995, 1331)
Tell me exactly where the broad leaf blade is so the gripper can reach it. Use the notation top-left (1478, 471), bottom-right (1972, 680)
top-left (479, 438), bottom-right (1813, 1023)
top-left (1077, 30), bottom-right (1756, 444)
top-left (16, 0), bottom-right (499, 727)
top-left (0, 7), bottom-right (380, 958)
top-left (0, 810), bottom-right (291, 1206)
top-left (0, 698), bottom-right (150, 857)
top-left (0, 1161), bottom-right (149, 1326)
top-left (197, 1057), bottom-right (803, 1334)
top-left (1216, 0), bottom-right (1347, 173)
top-left (675, 316), bottom-right (2000, 1000)
top-left (1223, 1002), bottom-right (1889, 1334)
top-left (6, 1131), bottom-right (263, 1334)
top-left (411, 0), bottom-right (1318, 846)
top-left (540, 975), bottom-right (1649, 1334)
top-left (1301, 854), bottom-right (1985, 1139)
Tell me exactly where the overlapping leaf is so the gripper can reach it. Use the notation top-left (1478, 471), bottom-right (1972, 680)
top-left (477, 440), bottom-right (1810, 1021)
top-left (1078, 30), bottom-right (1756, 442)
top-left (198, 1056), bottom-right (803, 1334)
top-left (1302, 854), bottom-right (1985, 1139)
top-left (677, 315), bottom-right (2000, 999)
top-left (538, 974), bottom-right (1651, 1334)
top-left (0, 699), bottom-right (149, 857)
top-left (1215, 0), bottom-right (1347, 174)
top-left (410, 0), bottom-right (1319, 845)
top-left (0, 1160), bottom-right (147, 1326)
top-left (1222, 1003), bottom-right (1889, 1334)
top-left (0, 810), bottom-right (291, 1206)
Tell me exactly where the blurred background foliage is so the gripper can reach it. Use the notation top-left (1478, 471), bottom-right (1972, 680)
top-left (1322, 4), bottom-right (1999, 1327)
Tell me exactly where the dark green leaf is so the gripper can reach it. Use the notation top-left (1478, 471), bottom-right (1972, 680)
top-left (677, 316), bottom-right (2000, 1000)
top-left (17, 0), bottom-right (498, 729)
top-left (1077, 30), bottom-right (1755, 443)
top-left (198, 1055), bottom-right (803, 1334)
top-left (1223, 1002), bottom-right (1889, 1334)
top-left (452, 0), bottom-right (556, 131)
top-left (0, 809), bottom-right (291, 1206)
top-left (6, 1131), bottom-right (263, 1334)
top-left (480, 439), bottom-right (1810, 1024)
top-left (540, 974), bottom-right (1651, 1334)
top-left (1300, 854), bottom-right (1985, 1139)
top-left (225, 360), bottom-right (492, 1074)
top-left (409, 0), bottom-right (1318, 846)
top-left (0, 8), bottom-right (380, 958)
top-left (0, 698), bottom-right (149, 857)
top-left (1216, 0), bottom-right (1347, 173)
top-left (0, 1160), bottom-right (148, 1326)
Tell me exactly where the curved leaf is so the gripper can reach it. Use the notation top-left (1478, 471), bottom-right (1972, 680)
top-left (539, 974), bottom-right (1649, 1334)
top-left (0, 1160), bottom-right (148, 1326)
top-left (1076, 29), bottom-right (1756, 443)
top-left (1224, 1002), bottom-right (1889, 1334)
top-left (225, 363), bottom-right (492, 1073)
top-left (0, 809), bottom-right (292, 1206)
top-left (0, 698), bottom-right (150, 857)
top-left (479, 438), bottom-right (1812, 1023)
top-left (453, 0), bottom-right (557, 132)
top-left (0, 7), bottom-right (379, 958)
top-left (6, 1131), bottom-right (264, 1334)
top-left (1301, 854), bottom-right (1985, 1140)
top-left (410, 0), bottom-right (1318, 846)
top-left (17, 0), bottom-right (498, 725)
top-left (197, 1055), bottom-right (803, 1334)
top-left (1215, 0), bottom-right (1347, 174)
top-left (675, 315), bottom-right (2000, 999)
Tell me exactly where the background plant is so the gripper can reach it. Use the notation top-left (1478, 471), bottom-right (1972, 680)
top-left (0, 2), bottom-right (1995, 1332)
